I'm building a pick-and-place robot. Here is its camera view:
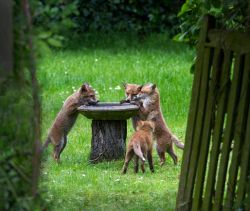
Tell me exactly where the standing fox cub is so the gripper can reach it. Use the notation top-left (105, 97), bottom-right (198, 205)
top-left (122, 83), bottom-right (184, 166)
top-left (120, 83), bottom-right (142, 129)
top-left (122, 121), bottom-right (155, 174)
top-left (42, 82), bottom-right (98, 162)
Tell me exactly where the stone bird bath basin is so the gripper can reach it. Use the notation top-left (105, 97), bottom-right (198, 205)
top-left (78, 102), bottom-right (139, 163)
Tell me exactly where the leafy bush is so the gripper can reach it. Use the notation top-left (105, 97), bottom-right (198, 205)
top-left (173, 0), bottom-right (249, 44)
top-left (32, 0), bottom-right (80, 48)
top-left (0, 84), bottom-right (39, 210)
top-left (31, 0), bottom-right (185, 47)
top-left (77, 0), bottom-right (184, 35)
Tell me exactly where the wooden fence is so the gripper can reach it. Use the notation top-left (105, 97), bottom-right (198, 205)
top-left (176, 15), bottom-right (250, 210)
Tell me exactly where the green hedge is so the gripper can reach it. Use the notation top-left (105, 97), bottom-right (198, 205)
top-left (77, 0), bottom-right (183, 34)
top-left (32, 0), bottom-right (184, 47)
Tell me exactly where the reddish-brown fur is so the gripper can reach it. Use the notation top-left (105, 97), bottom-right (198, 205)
top-left (120, 83), bottom-right (142, 129)
top-left (122, 83), bottom-right (184, 166)
top-left (42, 82), bottom-right (98, 162)
top-left (121, 121), bottom-right (155, 174)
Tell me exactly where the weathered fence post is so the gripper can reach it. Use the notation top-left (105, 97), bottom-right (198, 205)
top-left (176, 14), bottom-right (250, 211)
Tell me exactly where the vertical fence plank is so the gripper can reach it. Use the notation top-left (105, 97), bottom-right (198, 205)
top-left (192, 48), bottom-right (223, 210)
top-left (212, 54), bottom-right (245, 211)
top-left (202, 51), bottom-right (232, 211)
top-left (234, 54), bottom-right (250, 210)
top-left (234, 105), bottom-right (250, 209)
top-left (183, 46), bottom-right (213, 209)
top-left (225, 54), bottom-right (250, 209)
top-left (176, 15), bottom-right (215, 211)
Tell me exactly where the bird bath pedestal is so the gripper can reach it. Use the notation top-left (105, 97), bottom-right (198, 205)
top-left (78, 102), bottom-right (139, 163)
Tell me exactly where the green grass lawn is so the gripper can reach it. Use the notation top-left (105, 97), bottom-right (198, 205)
top-left (38, 33), bottom-right (194, 211)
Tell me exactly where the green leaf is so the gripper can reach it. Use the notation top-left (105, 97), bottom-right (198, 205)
top-left (172, 32), bottom-right (189, 42)
top-left (38, 31), bottom-right (52, 39)
top-left (172, 33), bottom-right (182, 41)
top-left (62, 18), bottom-right (75, 28)
top-left (47, 38), bottom-right (62, 47)
top-left (178, 2), bottom-right (191, 17)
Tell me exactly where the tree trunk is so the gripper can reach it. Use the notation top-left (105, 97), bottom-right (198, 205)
top-left (0, 0), bottom-right (12, 78)
top-left (90, 120), bottom-right (127, 163)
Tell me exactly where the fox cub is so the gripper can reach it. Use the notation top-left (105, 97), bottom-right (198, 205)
top-left (122, 83), bottom-right (184, 166)
top-left (42, 82), bottom-right (98, 162)
top-left (121, 120), bottom-right (155, 174)
top-left (120, 83), bottom-right (142, 129)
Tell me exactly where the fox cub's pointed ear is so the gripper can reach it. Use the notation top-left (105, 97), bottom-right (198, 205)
top-left (122, 82), bottom-right (127, 89)
top-left (137, 85), bottom-right (143, 92)
top-left (151, 84), bottom-right (156, 90)
top-left (80, 83), bottom-right (89, 93)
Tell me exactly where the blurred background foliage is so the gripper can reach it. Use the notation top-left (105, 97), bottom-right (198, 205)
top-left (76, 0), bottom-right (183, 34)
top-left (0, 0), bottom-right (43, 210)
top-left (32, 0), bottom-right (184, 48)
top-left (174, 0), bottom-right (249, 44)
top-left (32, 0), bottom-right (80, 48)
top-left (31, 0), bottom-right (249, 48)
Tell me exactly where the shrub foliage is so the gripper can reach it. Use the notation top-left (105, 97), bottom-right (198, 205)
top-left (174, 0), bottom-right (249, 44)
top-left (77, 0), bottom-right (183, 34)
top-left (0, 0), bottom-right (42, 210)
top-left (32, 0), bottom-right (184, 47)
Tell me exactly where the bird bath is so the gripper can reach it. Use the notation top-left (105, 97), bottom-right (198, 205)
top-left (78, 102), bottom-right (139, 163)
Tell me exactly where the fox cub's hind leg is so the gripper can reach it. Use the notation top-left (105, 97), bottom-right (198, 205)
top-left (53, 135), bottom-right (67, 162)
top-left (134, 156), bottom-right (139, 173)
top-left (140, 159), bottom-right (146, 173)
top-left (167, 144), bottom-right (178, 165)
top-left (157, 145), bottom-right (166, 166)
top-left (147, 150), bottom-right (154, 173)
top-left (61, 135), bottom-right (68, 155)
top-left (140, 151), bottom-right (147, 173)
top-left (121, 149), bottom-right (134, 174)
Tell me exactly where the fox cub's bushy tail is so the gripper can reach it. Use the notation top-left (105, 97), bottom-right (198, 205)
top-left (133, 142), bottom-right (146, 161)
top-left (171, 135), bottom-right (184, 149)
